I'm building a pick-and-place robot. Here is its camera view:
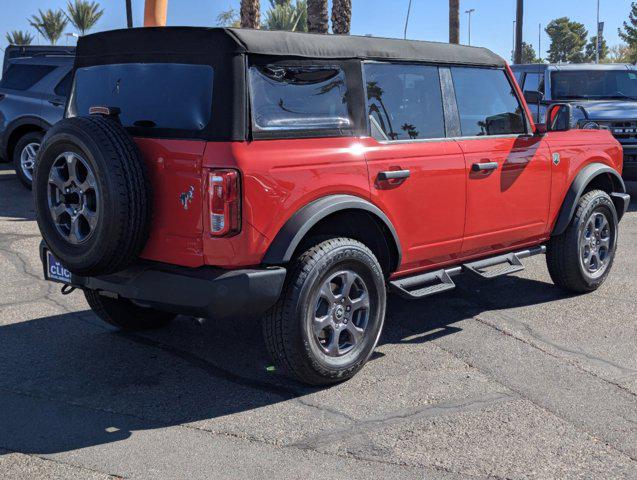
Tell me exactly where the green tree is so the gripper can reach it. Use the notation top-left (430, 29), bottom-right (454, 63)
top-left (216, 7), bottom-right (240, 27)
top-left (307, 0), bottom-right (328, 33)
top-left (331, 0), bottom-right (351, 35)
top-left (29, 9), bottom-right (68, 45)
top-left (65, 0), bottom-right (104, 36)
top-left (606, 44), bottom-right (633, 63)
top-left (618, 2), bottom-right (637, 62)
top-left (512, 42), bottom-right (539, 63)
top-left (262, 0), bottom-right (307, 31)
top-left (585, 36), bottom-right (609, 62)
top-left (546, 17), bottom-right (587, 63)
top-left (5, 30), bottom-right (35, 45)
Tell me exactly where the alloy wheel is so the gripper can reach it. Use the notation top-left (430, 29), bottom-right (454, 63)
top-left (20, 142), bottom-right (40, 181)
top-left (580, 211), bottom-right (613, 278)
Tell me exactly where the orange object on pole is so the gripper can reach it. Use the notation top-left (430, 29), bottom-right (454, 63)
top-left (144, 0), bottom-right (168, 26)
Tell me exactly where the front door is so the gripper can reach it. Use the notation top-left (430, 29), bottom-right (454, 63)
top-left (362, 63), bottom-right (467, 274)
top-left (449, 67), bottom-right (552, 258)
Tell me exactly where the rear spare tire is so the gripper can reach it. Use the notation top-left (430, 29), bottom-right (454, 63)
top-left (33, 116), bottom-right (152, 276)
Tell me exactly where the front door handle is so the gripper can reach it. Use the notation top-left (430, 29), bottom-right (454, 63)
top-left (471, 161), bottom-right (499, 172)
top-left (49, 99), bottom-right (64, 107)
top-left (377, 169), bottom-right (411, 181)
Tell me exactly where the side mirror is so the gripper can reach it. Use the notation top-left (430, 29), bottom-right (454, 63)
top-left (546, 103), bottom-right (573, 132)
top-left (524, 90), bottom-right (544, 105)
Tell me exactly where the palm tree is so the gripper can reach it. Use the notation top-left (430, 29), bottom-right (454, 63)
top-left (307, 0), bottom-right (328, 33)
top-left (331, 0), bottom-right (351, 35)
top-left (449, 0), bottom-right (459, 44)
top-left (5, 30), bottom-right (35, 45)
top-left (262, 0), bottom-right (307, 32)
top-left (66, 0), bottom-right (104, 36)
top-left (240, 0), bottom-right (261, 29)
top-left (29, 9), bottom-right (68, 45)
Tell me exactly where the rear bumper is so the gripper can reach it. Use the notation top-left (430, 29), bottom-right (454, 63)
top-left (40, 243), bottom-right (286, 319)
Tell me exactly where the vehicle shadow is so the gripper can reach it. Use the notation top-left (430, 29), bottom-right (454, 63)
top-left (0, 272), bottom-right (571, 457)
top-left (0, 163), bottom-right (36, 221)
top-left (625, 181), bottom-right (637, 212)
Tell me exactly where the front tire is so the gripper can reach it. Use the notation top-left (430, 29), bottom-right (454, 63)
top-left (84, 289), bottom-right (176, 331)
top-left (547, 189), bottom-right (618, 293)
top-left (13, 131), bottom-right (43, 190)
top-left (263, 238), bottom-right (386, 386)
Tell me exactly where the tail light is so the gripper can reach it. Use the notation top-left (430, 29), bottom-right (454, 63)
top-left (208, 169), bottom-right (241, 237)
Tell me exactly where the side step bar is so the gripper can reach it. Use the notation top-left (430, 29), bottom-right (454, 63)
top-left (389, 245), bottom-right (546, 300)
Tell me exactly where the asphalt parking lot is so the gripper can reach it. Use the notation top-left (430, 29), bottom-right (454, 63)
top-left (0, 161), bottom-right (636, 479)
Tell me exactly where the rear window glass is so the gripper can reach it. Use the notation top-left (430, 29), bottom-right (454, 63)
top-left (0, 64), bottom-right (55, 90)
top-left (249, 65), bottom-right (352, 131)
top-left (70, 63), bottom-right (213, 131)
top-left (364, 63), bottom-right (445, 141)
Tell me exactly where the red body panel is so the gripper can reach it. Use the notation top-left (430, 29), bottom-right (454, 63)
top-left (133, 65), bottom-right (623, 278)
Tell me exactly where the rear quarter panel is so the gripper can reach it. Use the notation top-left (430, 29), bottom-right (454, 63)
top-left (543, 129), bottom-right (622, 232)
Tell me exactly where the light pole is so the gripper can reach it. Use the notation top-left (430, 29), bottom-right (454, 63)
top-left (512, 20), bottom-right (516, 61)
top-left (465, 9), bottom-right (475, 46)
top-left (595, 0), bottom-right (600, 64)
top-left (404, 0), bottom-right (413, 40)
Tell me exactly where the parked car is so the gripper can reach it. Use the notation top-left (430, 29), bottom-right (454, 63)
top-left (35, 28), bottom-right (630, 385)
top-left (0, 49), bottom-right (74, 188)
top-left (2, 45), bottom-right (75, 74)
top-left (512, 63), bottom-right (637, 180)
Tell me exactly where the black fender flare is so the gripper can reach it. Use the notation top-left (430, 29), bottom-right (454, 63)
top-left (262, 194), bottom-right (402, 269)
top-left (1, 115), bottom-right (51, 159)
top-left (552, 163), bottom-right (627, 236)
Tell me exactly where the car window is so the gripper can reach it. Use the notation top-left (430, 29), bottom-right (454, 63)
top-left (54, 72), bottom-right (73, 97)
top-left (249, 65), bottom-right (352, 131)
top-left (451, 67), bottom-right (526, 137)
top-left (523, 72), bottom-right (544, 94)
top-left (551, 70), bottom-right (637, 100)
top-left (364, 63), bottom-right (445, 141)
top-left (0, 64), bottom-right (56, 90)
top-left (70, 63), bottom-right (214, 132)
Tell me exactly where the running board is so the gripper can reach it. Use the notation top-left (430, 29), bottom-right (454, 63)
top-left (389, 246), bottom-right (546, 300)
top-left (390, 267), bottom-right (461, 300)
top-left (462, 245), bottom-right (546, 280)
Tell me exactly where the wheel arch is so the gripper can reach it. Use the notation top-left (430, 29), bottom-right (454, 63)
top-left (2, 116), bottom-right (50, 160)
top-left (552, 163), bottom-right (627, 236)
top-left (262, 194), bottom-right (402, 275)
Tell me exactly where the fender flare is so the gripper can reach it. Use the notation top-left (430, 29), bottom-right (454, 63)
top-left (262, 194), bottom-right (402, 268)
top-left (1, 115), bottom-right (51, 159)
top-left (552, 163), bottom-right (626, 236)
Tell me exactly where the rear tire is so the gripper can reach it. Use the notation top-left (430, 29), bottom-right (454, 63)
top-left (263, 238), bottom-right (386, 386)
top-left (13, 131), bottom-right (43, 190)
top-left (547, 189), bottom-right (618, 293)
top-left (84, 289), bottom-right (176, 331)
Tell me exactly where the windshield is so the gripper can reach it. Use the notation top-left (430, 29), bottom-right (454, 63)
top-left (551, 70), bottom-right (637, 100)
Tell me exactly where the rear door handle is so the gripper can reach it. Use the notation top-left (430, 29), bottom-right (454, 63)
top-left (377, 169), bottom-right (411, 181)
top-left (471, 161), bottom-right (499, 172)
top-left (49, 99), bottom-right (64, 107)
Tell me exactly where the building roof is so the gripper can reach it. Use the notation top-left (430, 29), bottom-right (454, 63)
top-left (76, 27), bottom-right (505, 68)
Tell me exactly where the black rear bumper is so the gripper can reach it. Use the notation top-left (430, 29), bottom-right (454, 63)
top-left (40, 243), bottom-right (286, 319)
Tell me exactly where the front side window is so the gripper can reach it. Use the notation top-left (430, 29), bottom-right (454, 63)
top-left (523, 72), bottom-right (544, 94)
top-left (451, 67), bottom-right (526, 137)
top-left (70, 63), bottom-right (214, 131)
top-left (0, 64), bottom-right (55, 90)
top-left (364, 63), bottom-right (445, 141)
top-left (551, 70), bottom-right (637, 100)
top-left (249, 65), bottom-right (351, 131)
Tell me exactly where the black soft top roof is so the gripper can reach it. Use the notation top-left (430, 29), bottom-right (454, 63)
top-left (75, 26), bottom-right (505, 67)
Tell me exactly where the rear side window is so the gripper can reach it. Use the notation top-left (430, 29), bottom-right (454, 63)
top-left (451, 67), bottom-right (526, 137)
top-left (249, 65), bottom-right (351, 131)
top-left (54, 72), bottom-right (73, 97)
top-left (364, 63), bottom-right (445, 141)
top-left (70, 63), bottom-right (214, 131)
top-left (0, 64), bottom-right (55, 90)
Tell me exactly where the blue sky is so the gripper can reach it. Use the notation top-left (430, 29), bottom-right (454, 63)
top-left (1, 0), bottom-right (635, 61)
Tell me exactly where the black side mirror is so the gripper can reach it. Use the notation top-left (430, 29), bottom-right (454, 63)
top-left (546, 103), bottom-right (573, 132)
top-left (524, 90), bottom-right (544, 105)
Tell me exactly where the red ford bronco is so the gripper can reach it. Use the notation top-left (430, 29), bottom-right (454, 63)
top-left (35, 28), bottom-right (630, 385)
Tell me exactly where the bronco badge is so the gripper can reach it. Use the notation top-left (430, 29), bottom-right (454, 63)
top-left (180, 186), bottom-right (195, 210)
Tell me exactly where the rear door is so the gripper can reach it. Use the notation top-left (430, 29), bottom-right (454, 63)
top-left (362, 63), bottom-right (466, 274)
top-left (40, 67), bottom-right (72, 126)
top-left (450, 66), bottom-right (552, 257)
top-left (0, 63), bottom-right (53, 131)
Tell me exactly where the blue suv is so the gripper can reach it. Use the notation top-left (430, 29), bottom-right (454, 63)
top-left (0, 48), bottom-right (74, 189)
top-left (512, 63), bottom-right (637, 180)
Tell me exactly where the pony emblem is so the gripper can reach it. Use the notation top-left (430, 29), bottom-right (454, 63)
top-left (180, 186), bottom-right (195, 210)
